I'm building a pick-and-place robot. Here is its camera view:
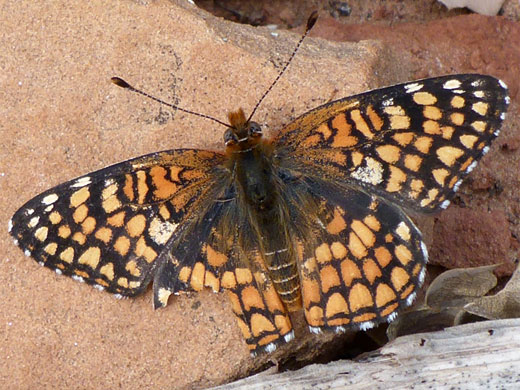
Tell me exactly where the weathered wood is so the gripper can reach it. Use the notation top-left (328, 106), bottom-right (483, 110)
top-left (213, 319), bottom-right (520, 389)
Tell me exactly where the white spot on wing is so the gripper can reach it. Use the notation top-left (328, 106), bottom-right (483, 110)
top-left (482, 146), bottom-right (490, 155)
top-left (38, 261), bottom-right (44, 266)
top-left (44, 205), bottom-right (54, 213)
top-left (13, 239), bottom-right (19, 246)
top-left (28, 216), bottom-right (40, 228)
top-left (71, 176), bottom-right (92, 188)
top-left (396, 222), bottom-right (411, 241)
top-left (466, 160), bottom-right (478, 173)
top-left (94, 284), bottom-right (105, 291)
top-left (265, 342), bottom-right (277, 353)
top-left (284, 330), bottom-right (295, 343)
top-left (8, 218), bottom-right (13, 233)
top-left (359, 321), bottom-right (375, 331)
top-left (334, 325), bottom-right (346, 333)
top-left (55, 269), bottom-right (62, 275)
top-left (72, 275), bottom-right (85, 283)
top-left (148, 218), bottom-right (178, 245)
top-left (418, 268), bottom-right (426, 284)
top-left (26, 208), bottom-right (34, 216)
top-left (309, 326), bottom-right (322, 334)
top-left (453, 89), bottom-right (465, 94)
top-left (386, 311), bottom-right (398, 323)
top-left (500, 112), bottom-right (506, 120)
top-left (453, 179), bottom-right (463, 192)
top-left (42, 193), bottom-right (59, 205)
top-left (440, 199), bottom-right (451, 209)
top-left (443, 79), bottom-right (461, 89)
top-left (473, 91), bottom-right (485, 98)
top-left (406, 292), bottom-right (417, 306)
top-left (499, 79), bottom-right (507, 89)
top-left (351, 157), bottom-right (383, 186)
top-left (404, 83), bottom-right (423, 93)
top-left (114, 293), bottom-right (124, 300)
top-left (471, 80), bottom-right (483, 87)
top-left (420, 241), bottom-right (429, 263)
top-left (382, 98), bottom-right (394, 107)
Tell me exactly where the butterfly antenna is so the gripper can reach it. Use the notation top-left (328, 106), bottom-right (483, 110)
top-left (246, 11), bottom-right (318, 123)
top-left (111, 77), bottom-right (233, 129)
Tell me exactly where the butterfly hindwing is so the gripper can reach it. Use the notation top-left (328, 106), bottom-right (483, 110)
top-left (154, 184), bottom-right (295, 355)
top-left (9, 149), bottom-right (226, 296)
top-left (152, 184), bottom-right (237, 306)
top-left (275, 74), bottom-right (509, 213)
top-left (295, 179), bottom-right (426, 332)
top-left (271, 168), bottom-right (426, 333)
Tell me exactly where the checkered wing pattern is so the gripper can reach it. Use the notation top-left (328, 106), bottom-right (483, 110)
top-left (9, 149), bottom-right (227, 296)
top-left (267, 73), bottom-right (509, 336)
top-left (153, 182), bottom-right (295, 356)
top-left (275, 74), bottom-right (509, 213)
top-left (286, 178), bottom-right (426, 332)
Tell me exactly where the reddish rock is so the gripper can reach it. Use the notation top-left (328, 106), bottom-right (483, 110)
top-left (430, 207), bottom-right (515, 276)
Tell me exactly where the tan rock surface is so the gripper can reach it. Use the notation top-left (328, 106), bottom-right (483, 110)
top-left (0, 1), bottom-right (393, 389)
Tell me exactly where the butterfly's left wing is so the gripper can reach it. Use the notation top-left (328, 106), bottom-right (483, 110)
top-left (274, 74), bottom-right (509, 213)
top-left (9, 149), bottom-right (227, 297)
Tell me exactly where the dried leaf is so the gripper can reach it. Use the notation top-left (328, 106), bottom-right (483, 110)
top-left (426, 265), bottom-right (498, 309)
top-left (388, 264), bottom-right (500, 340)
top-left (465, 265), bottom-right (520, 319)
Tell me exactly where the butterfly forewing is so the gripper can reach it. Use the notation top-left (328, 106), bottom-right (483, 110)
top-left (275, 74), bottom-right (509, 213)
top-left (9, 149), bottom-right (226, 296)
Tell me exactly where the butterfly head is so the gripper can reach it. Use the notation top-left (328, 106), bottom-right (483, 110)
top-left (224, 108), bottom-right (263, 153)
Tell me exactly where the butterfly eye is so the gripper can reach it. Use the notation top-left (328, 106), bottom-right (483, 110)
top-left (248, 122), bottom-right (262, 138)
top-left (224, 129), bottom-right (239, 146)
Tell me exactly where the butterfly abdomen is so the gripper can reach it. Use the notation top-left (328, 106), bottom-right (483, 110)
top-left (234, 145), bottom-right (302, 311)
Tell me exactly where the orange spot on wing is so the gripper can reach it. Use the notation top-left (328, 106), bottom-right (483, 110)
top-left (150, 166), bottom-right (177, 200)
top-left (340, 258), bottom-right (362, 286)
top-left (320, 265), bottom-right (340, 293)
top-left (349, 283), bottom-right (373, 311)
top-left (123, 174), bottom-right (134, 201)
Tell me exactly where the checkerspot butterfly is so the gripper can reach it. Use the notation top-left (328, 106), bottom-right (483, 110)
top-left (9, 13), bottom-right (509, 355)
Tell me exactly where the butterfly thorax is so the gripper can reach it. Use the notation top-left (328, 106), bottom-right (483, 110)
top-left (224, 108), bottom-right (302, 311)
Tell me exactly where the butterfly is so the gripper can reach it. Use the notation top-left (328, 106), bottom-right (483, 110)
top-left (8, 12), bottom-right (509, 356)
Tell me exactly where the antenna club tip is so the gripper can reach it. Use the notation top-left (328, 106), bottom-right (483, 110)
top-left (307, 11), bottom-right (318, 31)
top-left (111, 77), bottom-right (132, 89)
